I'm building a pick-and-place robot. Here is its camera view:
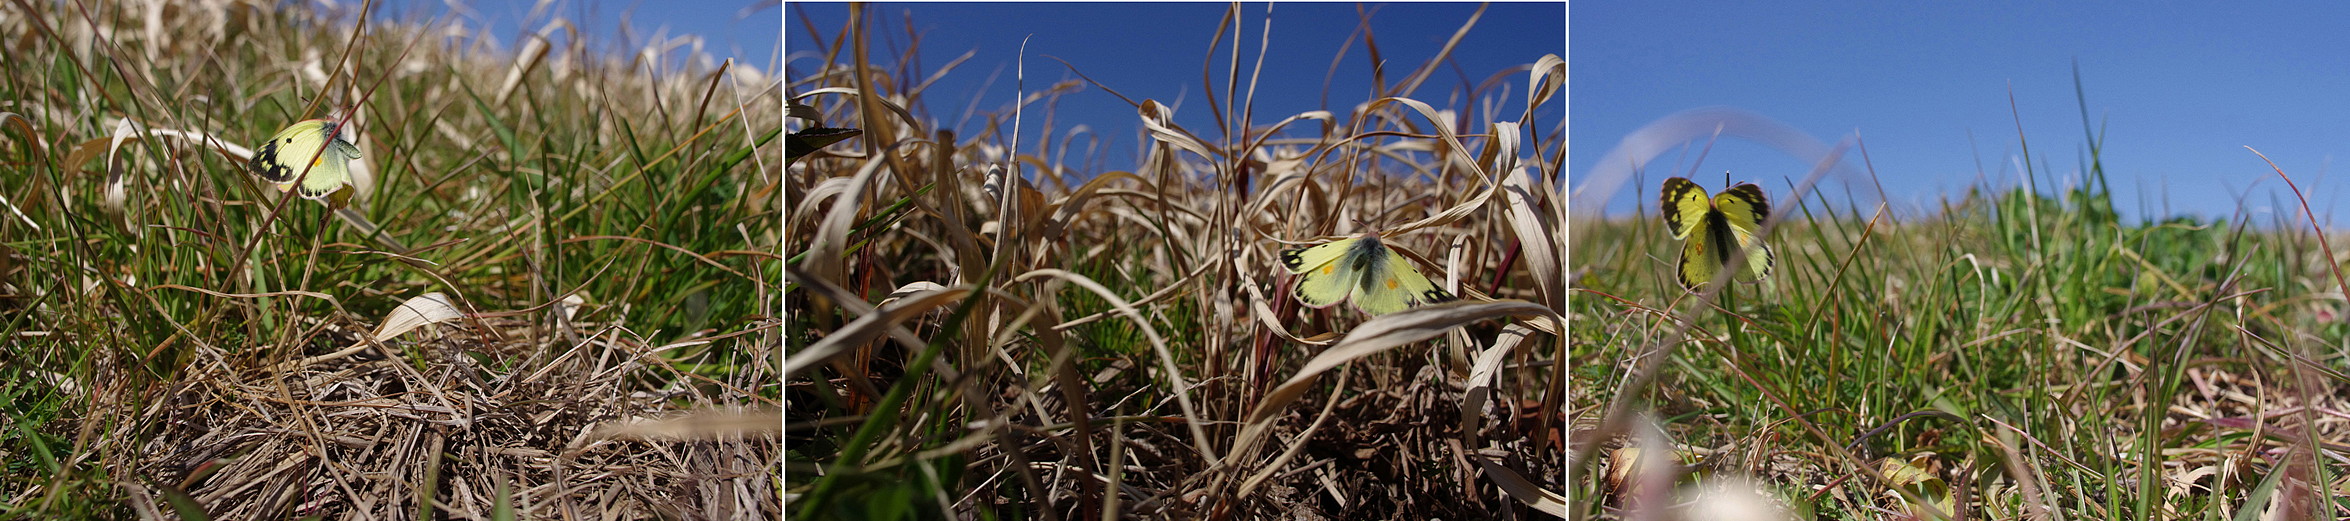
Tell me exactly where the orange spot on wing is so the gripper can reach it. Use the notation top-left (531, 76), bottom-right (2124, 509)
top-left (1385, 277), bottom-right (1399, 289)
top-left (1321, 265), bottom-right (1335, 275)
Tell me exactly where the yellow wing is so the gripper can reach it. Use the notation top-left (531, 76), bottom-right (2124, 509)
top-left (1675, 219), bottom-right (1718, 291)
top-left (1660, 177), bottom-right (1712, 240)
top-left (1350, 243), bottom-right (1456, 315)
top-left (1713, 183), bottom-right (1773, 283)
top-left (1283, 238), bottom-right (1363, 309)
top-left (249, 119), bottom-right (361, 199)
top-left (1673, 181), bottom-right (1773, 290)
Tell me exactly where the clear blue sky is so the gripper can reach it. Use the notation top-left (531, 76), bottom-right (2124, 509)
top-left (788, 2), bottom-right (1566, 175)
top-left (372, 1), bottom-right (780, 73)
top-left (1574, 2), bottom-right (2350, 224)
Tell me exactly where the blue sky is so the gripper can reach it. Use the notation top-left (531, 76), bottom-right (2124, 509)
top-left (371, 1), bottom-right (780, 73)
top-left (1573, 2), bottom-right (2350, 224)
top-left (788, 2), bottom-right (1565, 175)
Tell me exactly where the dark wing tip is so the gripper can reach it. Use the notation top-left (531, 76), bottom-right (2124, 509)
top-left (294, 183), bottom-right (337, 200)
top-left (1726, 183), bottom-right (1771, 220)
top-left (249, 142), bottom-right (294, 183)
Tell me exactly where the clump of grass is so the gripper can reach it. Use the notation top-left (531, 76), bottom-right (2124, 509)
top-left (0, 1), bottom-right (780, 518)
top-left (787, 4), bottom-right (1562, 519)
top-left (1570, 81), bottom-right (2348, 517)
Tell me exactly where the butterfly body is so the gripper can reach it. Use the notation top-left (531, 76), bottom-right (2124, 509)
top-left (249, 118), bottom-right (361, 199)
top-left (1661, 177), bottom-right (1772, 291)
top-left (1280, 233), bottom-right (1455, 315)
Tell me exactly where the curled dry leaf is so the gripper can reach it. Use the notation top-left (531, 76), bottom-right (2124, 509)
top-left (1461, 321), bottom-right (1542, 444)
top-left (794, 87), bottom-right (922, 139)
top-left (805, 153), bottom-right (890, 286)
top-left (1241, 273), bottom-right (1327, 345)
top-left (1476, 453), bottom-right (1567, 517)
top-left (1040, 170), bottom-right (1139, 239)
top-left (1606, 446), bottom-right (1643, 498)
top-left (1227, 299), bottom-right (1555, 467)
top-left (2167, 464), bottom-right (2217, 499)
top-left (373, 292), bottom-right (464, 342)
top-left (104, 117), bottom-right (139, 168)
top-left (784, 281), bottom-right (971, 377)
top-left (1371, 98), bottom-right (1505, 236)
top-left (1500, 163), bottom-right (1563, 309)
top-left (789, 176), bottom-right (859, 226)
top-left (100, 166), bottom-right (127, 227)
top-left (494, 21), bottom-right (561, 105)
top-left (1249, 299), bottom-right (1555, 423)
top-left (1137, 100), bottom-right (1218, 162)
top-left (883, 281), bottom-right (946, 306)
top-left (1524, 54), bottom-right (1563, 125)
top-left (0, 111), bottom-right (42, 152)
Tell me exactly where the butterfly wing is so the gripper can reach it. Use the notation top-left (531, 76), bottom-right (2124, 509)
top-left (1350, 241), bottom-right (1456, 315)
top-left (1675, 218), bottom-right (1719, 291)
top-left (250, 120), bottom-right (326, 186)
top-left (249, 119), bottom-right (358, 199)
top-left (293, 140), bottom-right (361, 199)
top-left (1283, 238), bottom-right (1362, 309)
top-left (1714, 183), bottom-right (1773, 282)
top-left (1660, 177), bottom-right (1712, 240)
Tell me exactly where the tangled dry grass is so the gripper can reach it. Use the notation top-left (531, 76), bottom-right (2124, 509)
top-left (786, 4), bottom-right (1563, 519)
top-left (137, 312), bottom-right (777, 519)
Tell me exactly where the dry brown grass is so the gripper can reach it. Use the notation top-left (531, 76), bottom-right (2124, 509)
top-left (138, 316), bottom-right (776, 519)
top-left (787, 4), bottom-right (1562, 519)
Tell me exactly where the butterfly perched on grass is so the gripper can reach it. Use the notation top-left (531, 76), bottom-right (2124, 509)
top-left (248, 117), bottom-right (361, 200)
top-left (1280, 233), bottom-right (1456, 315)
top-left (1661, 177), bottom-right (1772, 291)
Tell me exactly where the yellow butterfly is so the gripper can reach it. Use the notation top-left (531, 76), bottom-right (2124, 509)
top-left (1280, 233), bottom-right (1456, 315)
top-left (1661, 177), bottom-right (1772, 291)
top-left (248, 118), bottom-right (361, 199)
